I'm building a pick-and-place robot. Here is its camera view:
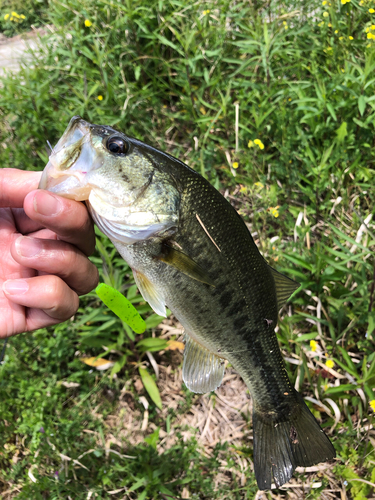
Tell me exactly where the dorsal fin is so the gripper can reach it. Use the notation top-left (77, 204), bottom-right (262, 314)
top-left (133, 269), bottom-right (167, 317)
top-left (182, 333), bottom-right (225, 394)
top-left (269, 266), bottom-right (300, 309)
top-left (157, 244), bottom-right (215, 287)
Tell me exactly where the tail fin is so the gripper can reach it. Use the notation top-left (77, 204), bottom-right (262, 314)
top-left (253, 390), bottom-right (335, 490)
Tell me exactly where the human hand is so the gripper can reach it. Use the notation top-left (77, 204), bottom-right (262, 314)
top-left (0, 168), bottom-right (99, 338)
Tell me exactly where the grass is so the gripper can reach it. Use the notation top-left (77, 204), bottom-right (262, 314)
top-left (1, 0), bottom-right (375, 498)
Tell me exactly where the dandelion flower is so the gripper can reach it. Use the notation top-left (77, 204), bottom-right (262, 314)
top-left (335, 29), bottom-right (338, 34)
top-left (232, 162), bottom-right (239, 169)
top-left (4, 13), bottom-right (9, 20)
top-left (97, 95), bottom-right (103, 101)
top-left (370, 9), bottom-right (375, 14)
top-left (254, 139), bottom-right (265, 150)
top-left (84, 19), bottom-right (92, 27)
top-left (248, 140), bottom-right (254, 148)
top-left (203, 9), bottom-right (210, 15)
top-left (310, 340), bottom-right (318, 352)
top-left (341, 0), bottom-right (351, 4)
top-left (323, 12), bottom-right (329, 18)
top-left (349, 36), bottom-right (354, 40)
top-left (325, 359), bottom-right (334, 369)
top-left (370, 400), bottom-right (375, 412)
top-left (322, 0), bottom-right (327, 4)
top-left (372, 25), bottom-right (375, 30)
top-left (367, 32), bottom-right (375, 39)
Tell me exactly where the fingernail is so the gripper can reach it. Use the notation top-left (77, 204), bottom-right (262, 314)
top-left (33, 191), bottom-right (62, 216)
top-left (15, 236), bottom-right (43, 258)
top-left (3, 280), bottom-right (29, 295)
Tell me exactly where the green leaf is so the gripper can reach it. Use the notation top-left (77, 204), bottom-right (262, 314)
top-left (324, 384), bottom-right (357, 395)
top-left (136, 338), bottom-right (168, 352)
top-left (335, 121), bottom-right (347, 143)
top-left (326, 103), bottom-right (337, 121)
top-left (139, 367), bottom-right (162, 409)
top-left (358, 95), bottom-right (366, 116)
top-left (144, 313), bottom-right (165, 329)
top-left (294, 332), bottom-right (319, 342)
top-left (144, 427), bottom-right (159, 449)
top-left (96, 283), bottom-right (146, 334)
top-left (110, 354), bottom-right (128, 378)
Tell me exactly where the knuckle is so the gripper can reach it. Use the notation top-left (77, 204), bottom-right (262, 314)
top-left (46, 276), bottom-right (79, 318)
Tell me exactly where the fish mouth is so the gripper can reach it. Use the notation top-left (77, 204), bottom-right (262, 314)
top-left (39, 116), bottom-right (95, 201)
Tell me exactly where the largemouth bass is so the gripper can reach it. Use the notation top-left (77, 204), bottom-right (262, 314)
top-left (39, 116), bottom-right (335, 489)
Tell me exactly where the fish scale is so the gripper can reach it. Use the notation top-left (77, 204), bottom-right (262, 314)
top-left (40, 116), bottom-right (335, 489)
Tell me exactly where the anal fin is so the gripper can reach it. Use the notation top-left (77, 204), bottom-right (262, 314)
top-left (133, 269), bottom-right (167, 317)
top-left (183, 333), bottom-right (225, 394)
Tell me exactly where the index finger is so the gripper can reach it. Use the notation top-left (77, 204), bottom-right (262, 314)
top-left (0, 169), bottom-right (41, 208)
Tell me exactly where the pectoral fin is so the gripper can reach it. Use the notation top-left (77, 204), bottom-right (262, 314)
top-left (157, 244), bottom-right (215, 287)
top-left (133, 270), bottom-right (167, 317)
top-left (183, 333), bottom-right (225, 394)
top-left (269, 266), bottom-right (300, 309)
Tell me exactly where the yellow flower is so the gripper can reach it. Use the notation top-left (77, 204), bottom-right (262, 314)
top-left (310, 340), bottom-right (318, 352)
top-left (269, 206), bottom-right (280, 218)
top-left (254, 139), bottom-right (265, 149)
top-left (323, 12), bottom-right (329, 18)
top-left (372, 25), bottom-right (375, 30)
top-left (341, 0), bottom-right (350, 4)
top-left (339, 36), bottom-right (344, 40)
top-left (4, 13), bottom-right (9, 20)
top-left (248, 140), bottom-right (254, 148)
top-left (335, 29), bottom-right (338, 33)
top-left (322, 0), bottom-right (327, 4)
top-left (11, 11), bottom-right (20, 18)
top-left (328, 23), bottom-right (332, 27)
top-left (367, 32), bottom-right (375, 39)
top-left (20, 14), bottom-right (26, 19)
top-left (84, 19), bottom-right (92, 27)
top-left (97, 95), bottom-right (103, 100)
top-left (203, 9), bottom-right (210, 15)
top-left (254, 182), bottom-right (264, 189)
top-left (232, 162), bottom-right (239, 169)
top-left (370, 9), bottom-right (375, 14)
top-left (325, 359), bottom-right (334, 369)
top-left (370, 400), bottom-right (375, 412)
top-left (349, 36), bottom-right (354, 40)
top-left (366, 27), bottom-right (370, 32)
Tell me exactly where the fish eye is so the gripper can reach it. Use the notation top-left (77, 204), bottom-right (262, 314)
top-left (105, 136), bottom-right (129, 155)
